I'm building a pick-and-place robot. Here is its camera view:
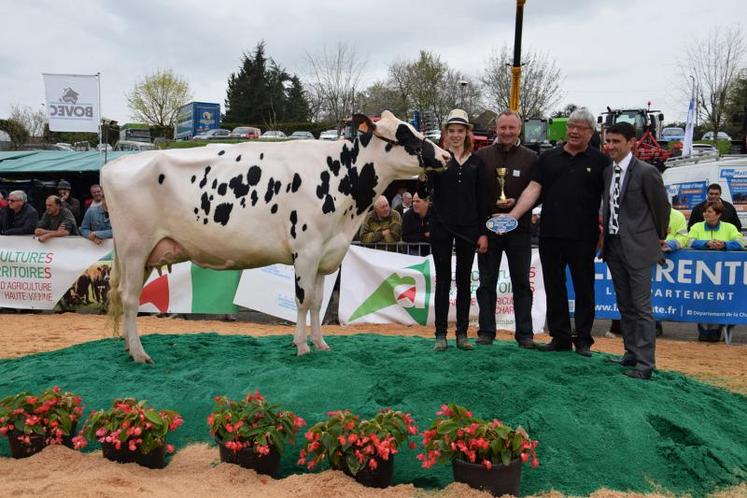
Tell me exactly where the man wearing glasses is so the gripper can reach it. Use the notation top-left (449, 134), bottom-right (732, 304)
top-left (508, 108), bottom-right (611, 357)
top-left (0, 190), bottom-right (40, 235)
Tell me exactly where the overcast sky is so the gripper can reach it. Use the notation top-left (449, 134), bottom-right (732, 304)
top-left (1, 0), bottom-right (742, 126)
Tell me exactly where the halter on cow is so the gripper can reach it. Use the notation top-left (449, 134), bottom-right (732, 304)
top-left (102, 111), bottom-right (451, 363)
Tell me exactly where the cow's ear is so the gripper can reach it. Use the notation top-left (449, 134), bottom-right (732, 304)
top-left (353, 114), bottom-right (376, 134)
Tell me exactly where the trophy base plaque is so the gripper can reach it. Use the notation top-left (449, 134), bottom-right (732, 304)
top-left (486, 214), bottom-right (518, 235)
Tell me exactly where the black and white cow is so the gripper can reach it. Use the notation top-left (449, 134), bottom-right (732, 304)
top-left (102, 111), bottom-right (451, 363)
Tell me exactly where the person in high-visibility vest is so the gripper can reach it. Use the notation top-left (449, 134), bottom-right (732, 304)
top-left (687, 200), bottom-right (746, 341)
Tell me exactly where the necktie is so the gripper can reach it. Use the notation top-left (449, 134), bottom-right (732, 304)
top-left (609, 164), bottom-right (622, 234)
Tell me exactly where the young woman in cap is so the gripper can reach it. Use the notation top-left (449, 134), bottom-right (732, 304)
top-left (420, 109), bottom-right (487, 351)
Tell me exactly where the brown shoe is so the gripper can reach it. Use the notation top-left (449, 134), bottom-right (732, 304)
top-left (456, 336), bottom-right (474, 350)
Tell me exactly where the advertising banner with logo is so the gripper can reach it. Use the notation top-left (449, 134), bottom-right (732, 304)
top-left (0, 237), bottom-right (112, 309)
top-left (584, 250), bottom-right (747, 324)
top-left (339, 245), bottom-right (547, 333)
top-left (233, 265), bottom-right (338, 324)
top-left (42, 73), bottom-right (100, 132)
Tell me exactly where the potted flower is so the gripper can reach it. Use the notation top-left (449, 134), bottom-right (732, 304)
top-left (208, 389), bottom-right (305, 477)
top-left (76, 398), bottom-right (183, 469)
top-left (0, 386), bottom-right (84, 458)
top-left (299, 408), bottom-right (418, 488)
top-left (418, 403), bottom-right (539, 497)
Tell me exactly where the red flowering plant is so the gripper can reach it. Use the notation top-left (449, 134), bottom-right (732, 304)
top-left (417, 403), bottom-right (539, 470)
top-left (299, 408), bottom-right (418, 476)
top-left (0, 386), bottom-right (84, 446)
top-left (76, 398), bottom-right (183, 454)
top-left (207, 390), bottom-right (306, 457)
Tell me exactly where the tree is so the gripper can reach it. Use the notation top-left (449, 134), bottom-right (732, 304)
top-left (125, 69), bottom-right (191, 128)
top-left (305, 43), bottom-right (366, 124)
top-left (225, 42), bottom-right (310, 126)
top-left (381, 51), bottom-right (481, 128)
top-left (724, 69), bottom-right (747, 138)
top-left (551, 103), bottom-right (578, 118)
top-left (0, 119), bottom-right (29, 149)
top-left (481, 45), bottom-right (564, 118)
top-left (356, 81), bottom-right (408, 117)
top-left (682, 25), bottom-right (745, 138)
top-left (9, 104), bottom-right (46, 137)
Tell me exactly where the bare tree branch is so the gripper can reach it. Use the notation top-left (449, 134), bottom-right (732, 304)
top-left (481, 45), bottom-right (564, 118)
top-left (9, 104), bottom-right (47, 137)
top-left (305, 43), bottom-right (367, 124)
top-left (681, 25), bottom-right (745, 137)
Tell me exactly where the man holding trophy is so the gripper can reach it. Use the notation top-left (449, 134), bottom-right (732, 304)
top-left (475, 111), bottom-right (538, 348)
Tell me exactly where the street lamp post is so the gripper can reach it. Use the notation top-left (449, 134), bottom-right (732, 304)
top-left (459, 80), bottom-right (468, 109)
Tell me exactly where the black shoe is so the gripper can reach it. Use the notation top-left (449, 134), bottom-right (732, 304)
top-left (575, 345), bottom-right (592, 358)
top-left (536, 340), bottom-right (572, 352)
top-left (476, 336), bottom-right (494, 346)
top-left (517, 340), bottom-right (536, 349)
top-left (605, 357), bottom-right (637, 367)
top-left (456, 336), bottom-right (474, 350)
top-left (623, 369), bottom-right (652, 380)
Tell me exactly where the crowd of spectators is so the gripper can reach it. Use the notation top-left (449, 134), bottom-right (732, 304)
top-left (0, 181), bottom-right (111, 242)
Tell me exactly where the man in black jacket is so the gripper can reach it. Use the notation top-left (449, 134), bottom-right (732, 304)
top-left (687, 184), bottom-right (742, 231)
top-left (475, 111), bottom-right (538, 348)
top-left (0, 190), bottom-right (39, 235)
top-left (402, 193), bottom-right (431, 255)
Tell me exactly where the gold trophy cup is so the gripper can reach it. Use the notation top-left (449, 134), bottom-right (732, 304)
top-left (496, 167), bottom-right (507, 204)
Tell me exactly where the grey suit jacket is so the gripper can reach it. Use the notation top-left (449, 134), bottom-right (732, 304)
top-left (601, 157), bottom-right (670, 268)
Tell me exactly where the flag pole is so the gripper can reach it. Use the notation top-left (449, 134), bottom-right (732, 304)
top-left (97, 72), bottom-right (107, 164)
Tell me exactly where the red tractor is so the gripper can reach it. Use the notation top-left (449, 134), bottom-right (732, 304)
top-left (598, 104), bottom-right (671, 171)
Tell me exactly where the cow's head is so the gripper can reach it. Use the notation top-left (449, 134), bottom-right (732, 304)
top-left (354, 111), bottom-right (450, 173)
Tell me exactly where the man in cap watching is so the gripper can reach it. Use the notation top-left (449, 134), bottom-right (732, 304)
top-left (57, 180), bottom-right (81, 221)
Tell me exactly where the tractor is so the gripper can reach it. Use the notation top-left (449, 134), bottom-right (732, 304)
top-left (598, 104), bottom-right (671, 171)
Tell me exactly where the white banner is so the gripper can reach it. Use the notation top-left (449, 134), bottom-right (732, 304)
top-left (339, 245), bottom-right (546, 333)
top-left (42, 73), bottom-right (100, 132)
top-left (0, 236), bottom-right (112, 309)
top-left (234, 265), bottom-right (339, 324)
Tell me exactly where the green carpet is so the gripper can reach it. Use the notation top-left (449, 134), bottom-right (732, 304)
top-left (1, 333), bottom-right (745, 496)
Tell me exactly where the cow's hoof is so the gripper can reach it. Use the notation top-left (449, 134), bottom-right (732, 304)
top-left (296, 343), bottom-right (311, 356)
top-left (313, 341), bottom-right (331, 351)
top-left (130, 352), bottom-right (154, 364)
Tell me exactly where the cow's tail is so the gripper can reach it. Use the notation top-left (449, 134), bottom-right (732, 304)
top-left (107, 243), bottom-right (123, 338)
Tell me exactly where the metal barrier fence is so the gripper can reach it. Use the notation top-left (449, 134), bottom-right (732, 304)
top-left (351, 241), bottom-right (432, 256)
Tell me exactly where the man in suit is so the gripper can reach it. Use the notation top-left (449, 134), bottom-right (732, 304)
top-left (601, 122), bottom-right (670, 380)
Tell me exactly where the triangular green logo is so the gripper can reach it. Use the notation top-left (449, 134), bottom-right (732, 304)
top-left (347, 260), bottom-right (431, 325)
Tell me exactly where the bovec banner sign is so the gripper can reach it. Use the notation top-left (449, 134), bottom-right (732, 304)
top-left (42, 73), bottom-right (100, 132)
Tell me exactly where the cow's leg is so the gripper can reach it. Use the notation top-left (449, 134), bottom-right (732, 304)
top-left (309, 273), bottom-right (330, 351)
top-left (294, 255), bottom-right (323, 356)
top-left (120, 257), bottom-right (152, 363)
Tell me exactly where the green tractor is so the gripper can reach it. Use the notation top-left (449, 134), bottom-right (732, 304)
top-left (523, 117), bottom-right (567, 153)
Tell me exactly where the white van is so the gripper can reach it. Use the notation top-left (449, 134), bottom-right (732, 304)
top-left (662, 156), bottom-right (747, 229)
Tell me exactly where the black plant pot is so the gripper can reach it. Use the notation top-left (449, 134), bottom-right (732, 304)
top-left (7, 430), bottom-right (46, 459)
top-left (59, 421), bottom-right (78, 449)
top-left (336, 455), bottom-right (395, 489)
top-left (452, 457), bottom-right (523, 497)
top-left (216, 437), bottom-right (281, 477)
top-left (101, 441), bottom-right (168, 469)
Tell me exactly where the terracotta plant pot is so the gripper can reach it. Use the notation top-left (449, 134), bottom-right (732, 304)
top-left (336, 455), bottom-right (395, 489)
top-left (7, 430), bottom-right (46, 459)
top-left (452, 457), bottom-right (523, 497)
top-left (101, 441), bottom-right (168, 469)
top-left (216, 437), bottom-right (281, 477)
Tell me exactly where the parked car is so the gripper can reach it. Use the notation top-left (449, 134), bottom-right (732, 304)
top-left (55, 142), bottom-right (74, 151)
top-left (96, 143), bottom-right (113, 152)
top-left (260, 130), bottom-right (287, 140)
top-left (319, 129), bottom-right (341, 141)
top-left (230, 126), bottom-right (261, 139)
top-left (114, 140), bottom-right (156, 152)
top-left (691, 143), bottom-right (719, 157)
top-left (288, 131), bottom-right (315, 140)
top-left (701, 131), bottom-right (732, 141)
top-left (661, 127), bottom-right (685, 142)
top-left (424, 130), bottom-right (441, 143)
top-left (194, 129), bottom-right (231, 140)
